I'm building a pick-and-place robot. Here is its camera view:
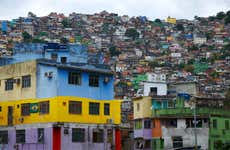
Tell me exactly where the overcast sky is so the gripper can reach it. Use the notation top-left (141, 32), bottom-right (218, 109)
top-left (0, 0), bottom-right (230, 20)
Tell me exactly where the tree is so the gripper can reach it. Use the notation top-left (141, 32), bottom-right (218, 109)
top-left (60, 37), bottom-right (68, 44)
top-left (176, 24), bottom-right (184, 31)
top-left (109, 46), bottom-right (121, 57)
top-left (28, 12), bottom-right (36, 18)
top-left (22, 31), bottom-right (32, 43)
top-left (61, 18), bottom-right (70, 28)
top-left (216, 11), bottom-right (226, 20)
top-left (125, 28), bottom-right (140, 40)
top-left (154, 18), bottom-right (161, 23)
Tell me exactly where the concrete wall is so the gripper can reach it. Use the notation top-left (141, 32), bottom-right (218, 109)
top-left (36, 64), bottom-right (58, 98)
top-left (0, 123), bottom-right (115, 150)
top-left (0, 125), bottom-right (52, 150)
top-left (134, 129), bottom-right (152, 139)
top-left (162, 119), bottom-right (209, 150)
top-left (36, 64), bottom-right (114, 100)
top-left (133, 97), bottom-right (152, 119)
top-left (57, 68), bottom-right (114, 100)
top-left (0, 60), bottom-right (37, 101)
top-left (143, 82), bottom-right (167, 96)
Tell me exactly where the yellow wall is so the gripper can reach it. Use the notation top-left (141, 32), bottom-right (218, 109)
top-left (0, 60), bottom-right (37, 101)
top-left (0, 96), bottom-right (121, 126)
top-left (166, 17), bottom-right (176, 24)
top-left (133, 96), bottom-right (152, 119)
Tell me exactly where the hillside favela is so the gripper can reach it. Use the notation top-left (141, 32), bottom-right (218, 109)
top-left (0, 5), bottom-right (230, 150)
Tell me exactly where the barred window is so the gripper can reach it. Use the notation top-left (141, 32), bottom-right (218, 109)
top-left (68, 72), bottom-right (81, 85)
top-left (38, 128), bottom-right (44, 143)
top-left (16, 130), bottom-right (25, 143)
top-left (69, 101), bottom-right (82, 114)
top-left (21, 103), bottom-right (30, 116)
top-left (0, 131), bottom-right (8, 144)
top-left (93, 129), bottom-right (104, 143)
top-left (89, 74), bottom-right (99, 87)
top-left (72, 128), bottom-right (85, 142)
top-left (39, 101), bottom-right (49, 114)
top-left (22, 75), bottom-right (31, 88)
top-left (89, 102), bottom-right (100, 115)
top-left (104, 103), bottom-right (110, 115)
top-left (144, 120), bottom-right (151, 129)
top-left (5, 79), bottom-right (13, 91)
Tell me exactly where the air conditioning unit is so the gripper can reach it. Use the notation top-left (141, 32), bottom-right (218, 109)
top-left (106, 119), bottom-right (114, 124)
top-left (14, 78), bottom-right (20, 84)
top-left (104, 77), bottom-right (110, 83)
top-left (44, 72), bottom-right (53, 78)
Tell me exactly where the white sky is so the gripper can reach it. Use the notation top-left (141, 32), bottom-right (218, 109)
top-left (0, 0), bottom-right (230, 20)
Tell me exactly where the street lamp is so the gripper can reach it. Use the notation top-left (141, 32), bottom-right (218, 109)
top-left (191, 98), bottom-right (197, 150)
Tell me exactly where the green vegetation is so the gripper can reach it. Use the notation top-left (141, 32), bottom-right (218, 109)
top-left (125, 28), bottom-right (140, 40)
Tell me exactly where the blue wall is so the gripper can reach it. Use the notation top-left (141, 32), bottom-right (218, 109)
top-left (36, 64), bottom-right (114, 100)
top-left (1, 21), bottom-right (7, 32)
top-left (36, 64), bottom-right (58, 98)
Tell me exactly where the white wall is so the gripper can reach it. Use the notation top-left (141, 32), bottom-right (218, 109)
top-left (162, 119), bottom-right (209, 150)
top-left (143, 82), bottom-right (167, 96)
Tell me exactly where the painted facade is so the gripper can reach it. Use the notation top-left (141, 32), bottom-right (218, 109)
top-left (133, 94), bottom-right (230, 150)
top-left (0, 43), bottom-right (122, 150)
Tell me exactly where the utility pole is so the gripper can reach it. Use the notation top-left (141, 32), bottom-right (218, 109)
top-left (193, 101), bottom-right (197, 150)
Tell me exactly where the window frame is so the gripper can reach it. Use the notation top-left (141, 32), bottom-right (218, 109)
top-left (39, 101), bottom-right (49, 115)
top-left (144, 119), bottom-right (151, 129)
top-left (89, 102), bottom-right (100, 115)
top-left (68, 72), bottom-right (81, 85)
top-left (21, 103), bottom-right (30, 116)
top-left (22, 75), bottom-right (31, 88)
top-left (69, 101), bottom-right (82, 114)
top-left (104, 103), bottom-right (110, 116)
top-left (72, 128), bottom-right (85, 142)
top-left (37, 128), bottom-right (44, 143)
top-left (0, 131), bottom-right (8, 144)
top-left (92, 129), bottom-right (104, 143)
top-left (5, 78), bottom-right (14, 91)
top-left (16, 130), bottom-right (25, 143)
top-left (89, 74), bottom-right (99, 87)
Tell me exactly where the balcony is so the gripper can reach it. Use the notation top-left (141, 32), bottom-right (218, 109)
top-left (152, 107), bottom-right (230, 118)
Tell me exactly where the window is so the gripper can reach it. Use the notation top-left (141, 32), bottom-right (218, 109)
top-left (22, 75), bottom-right (31, 88)
top-left (21, 103), bottom-right (30, 116)
top-left (5, 79), bottom-right (13, 91)
top-left (134, 119), bottom-right (142, 129)
top-left (69, 101), bottom-right (82, 114)
top-left (162, 119), bottom-right (177, 128)
top-left (104, 103), bottom-right (110, 115)
top-left (0, 106), bottom-right (2, 112)
top-left (39, 101), bottom-right (49, 114)
top-left (72, 128), bottom-right (85, 142)
top-left (225, 120), bottom-right (229, 130)
top-left (213, 119), bottom-right (217, 129)
top-left (172, 136), bottom-right (183, 148)
top-left (144, 120), bottom-right (151, 129)
top-left (93, 129), bottom-right (104, 143)
top-left (16, 130), bottom-right (25, 143)
top-left (89, 102), bottom-right (100, 115)
top-left (51, 53), bottom-right (58, 61)
top-left (168, 100), bottom-right (175, 108)
top-left (37, 128), bottom-right (44, 143)
top-left (0, 131), bottom-right (8, 144)
top-left (186, 118), bottom-right (202, 128)
top-left (89, 74), bottom-right (99, 87)
top-left (68, 72), bottom-right (81, 85)
top-left (144, 140), bottom-right (151, 149)
top-left (136, 103), bottom-right (140, 111)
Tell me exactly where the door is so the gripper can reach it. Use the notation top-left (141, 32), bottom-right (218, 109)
top-left (53, 127), bottom-right (61, 150)
top-left (8, 106), bottom-right (13, 126)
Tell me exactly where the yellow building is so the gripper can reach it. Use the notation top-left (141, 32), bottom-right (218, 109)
top-left (0, 96), bottom-right (121, 126)
top-left (133, 96), bottom-right (152, 119)
top-left (166, 16), bottom-right (177, 24)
